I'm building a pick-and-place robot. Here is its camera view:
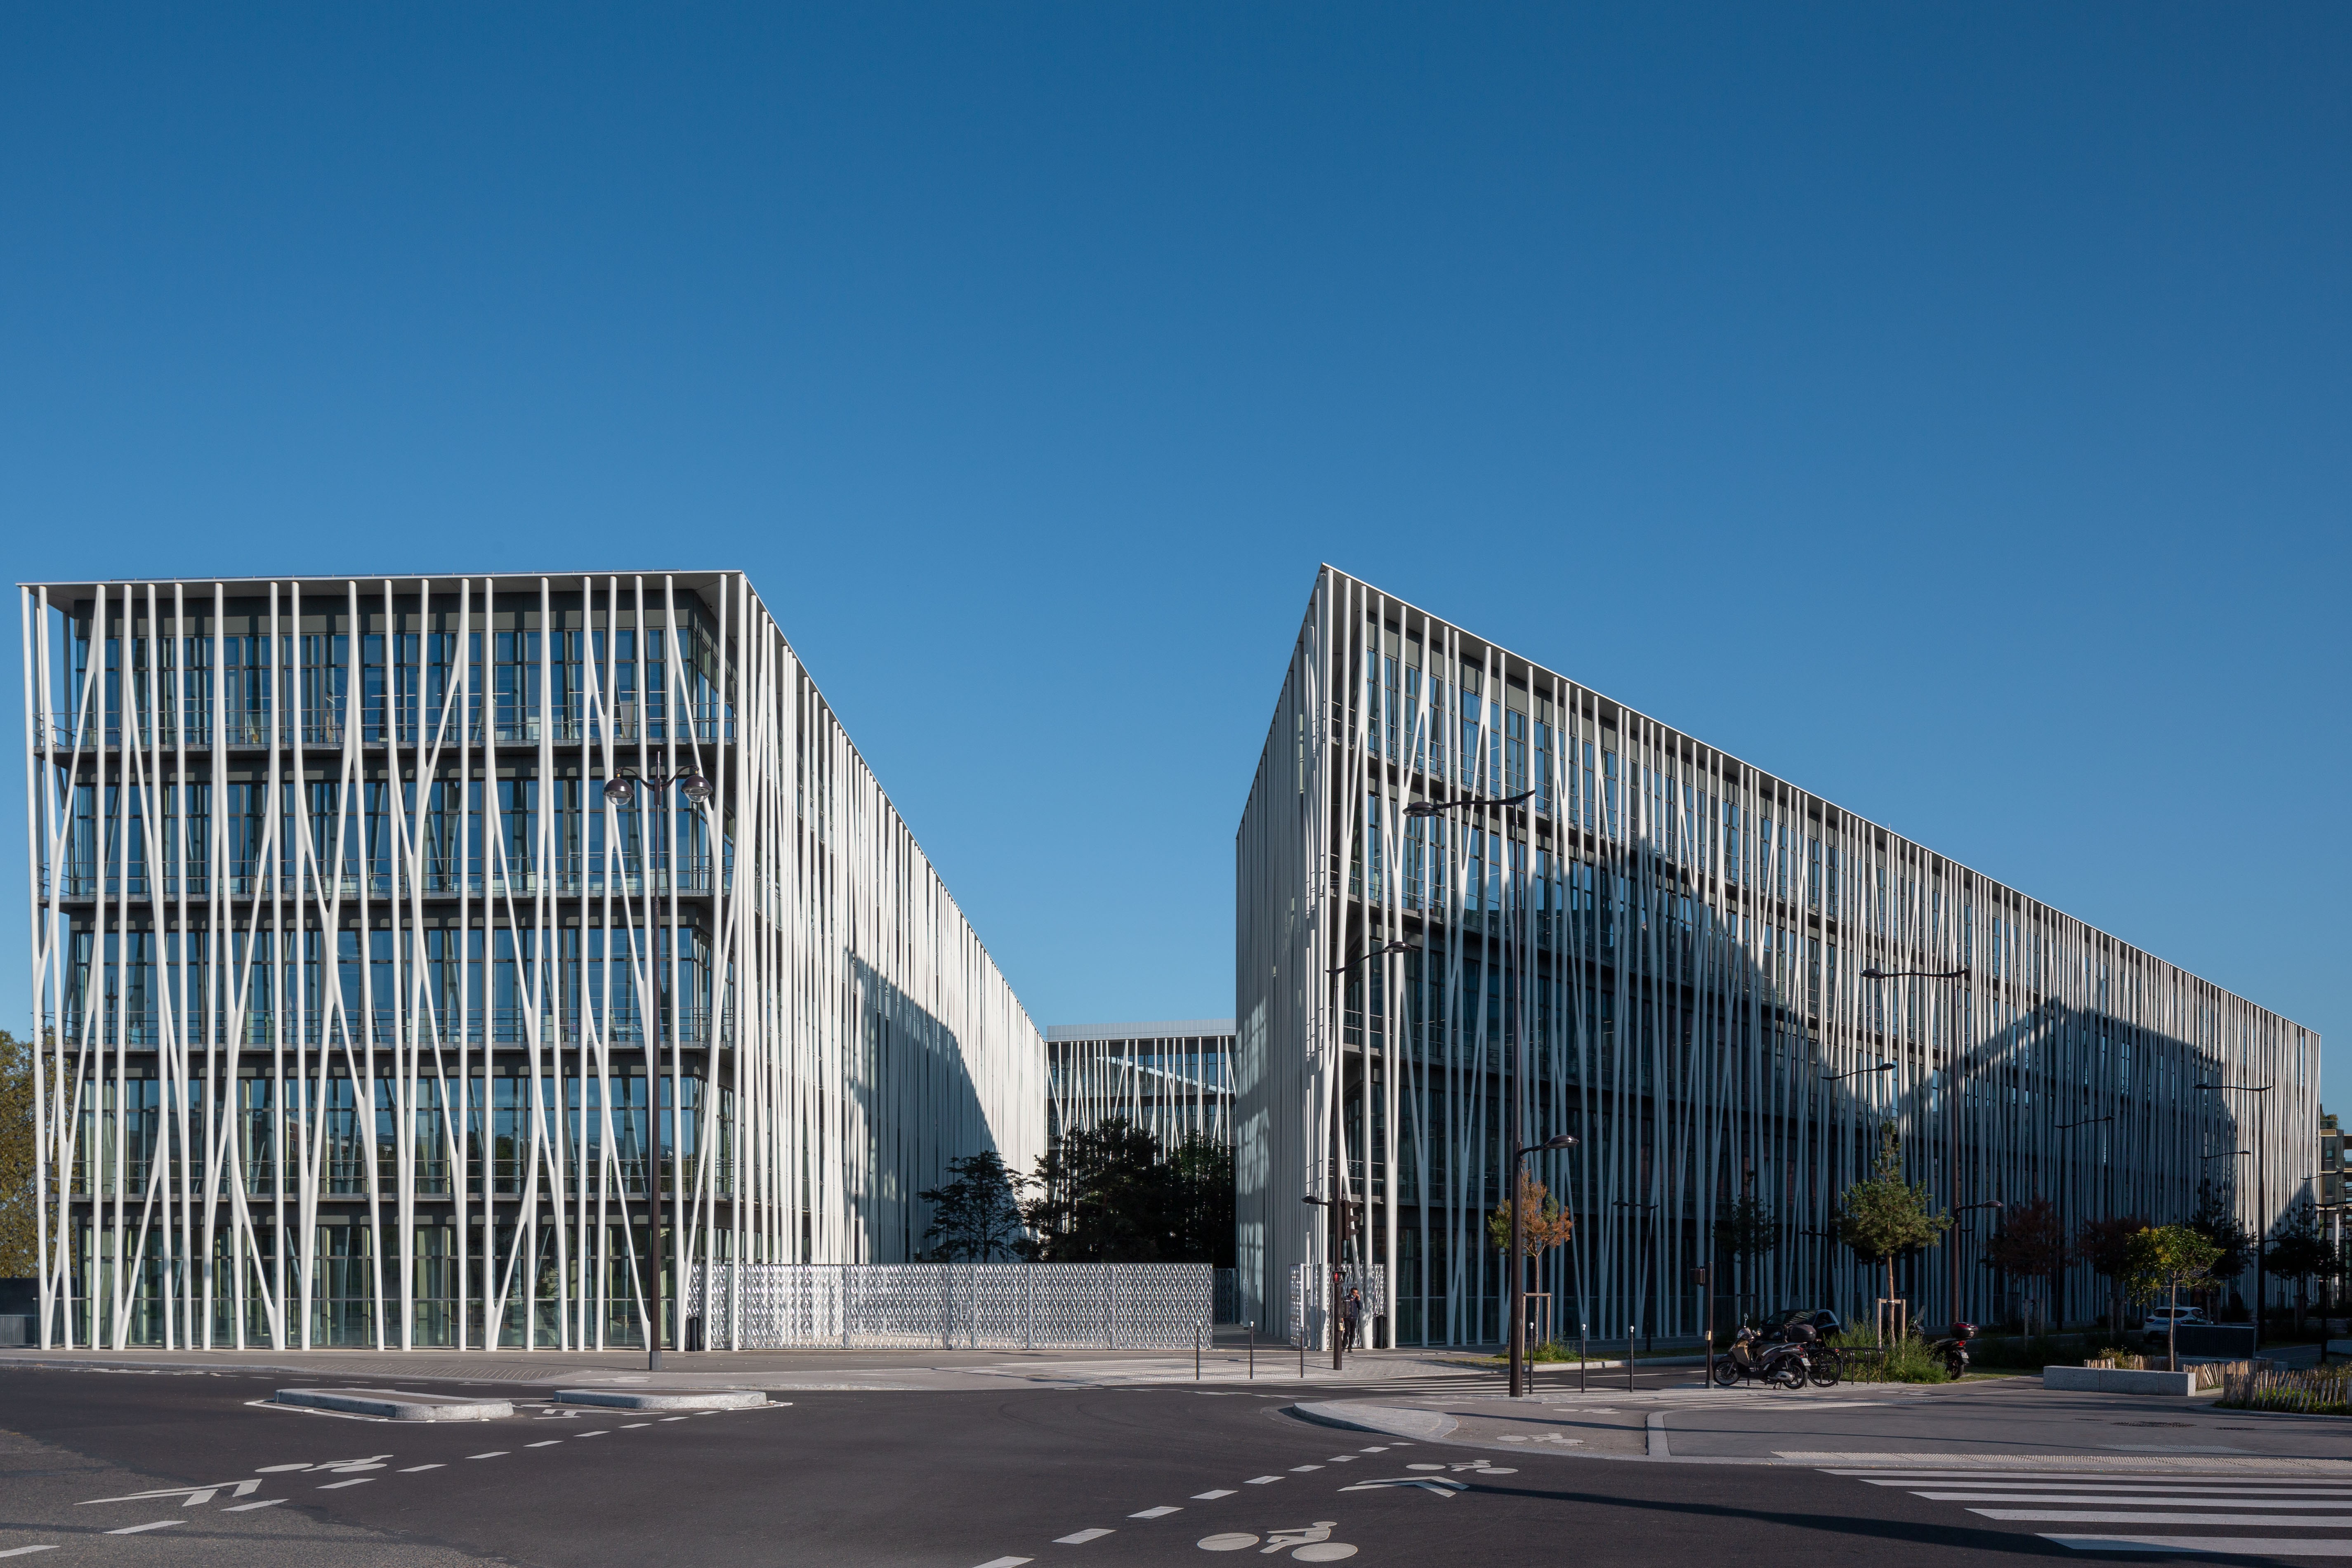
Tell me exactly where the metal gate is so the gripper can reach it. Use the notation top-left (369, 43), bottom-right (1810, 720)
top-left (687, 1263), bottom-right (1215, 1350)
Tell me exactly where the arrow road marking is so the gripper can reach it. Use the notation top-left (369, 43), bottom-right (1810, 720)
top-left (78, 1480), bottom-right (262, 1507)
top-left (1338, 1476), bottom-right (1467, 1497)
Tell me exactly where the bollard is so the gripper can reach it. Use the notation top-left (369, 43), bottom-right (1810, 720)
top-left (1248, 1320), bottom-right (1255, 1380)
top-left (1628, 1324), bottom-right (1637, 1394)
top-left (1580, 1332), bottom-right (1588, 1394)
top-left (1300, 1329), bottom-right (1307, 1379)
top-left (1195, 1320), bottom-right (1202, 1381)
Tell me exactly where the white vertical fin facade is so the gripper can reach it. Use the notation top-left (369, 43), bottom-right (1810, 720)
top-left (22, 572), bottom-right (1043, 1350)
top-left (1237, 566), bottom-right (2319, 1347)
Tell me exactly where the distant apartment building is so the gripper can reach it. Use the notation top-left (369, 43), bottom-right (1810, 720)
top-left (1045, 1021), bottom-right (1235, 1150)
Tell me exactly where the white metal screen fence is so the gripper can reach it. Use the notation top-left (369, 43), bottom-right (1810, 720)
top-left (1290, 1264), bottom-right (1386, 1351)
top-left (687, 1264), bottom-right (1214, 1349)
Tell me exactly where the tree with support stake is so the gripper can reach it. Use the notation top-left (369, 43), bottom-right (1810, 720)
top-left (2125, 1224), bottom-right (2224, 1372)
top-left (1835, 1124), bottom-right (1951, 1345)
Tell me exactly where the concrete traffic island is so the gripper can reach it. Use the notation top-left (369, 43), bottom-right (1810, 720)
top-left (554, 1388), bottom-right (769, 1410)
top-left (2040, 1365), bottom-right (2198, 1396)
top-left (274, 1388), bottom-right (517, 1420)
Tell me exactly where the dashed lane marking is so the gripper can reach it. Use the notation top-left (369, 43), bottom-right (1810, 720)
top-left (1130, 1507), bottom-right (1181, 1518)
top-left (1193, 1490), bottom-right (1236, 1500)
top-left (578, 1431), bottom-right (609, 1438)
top-left (468, 1451), bottom-right (507, 1459)
top-left (659, 1417), bottom-right (689, 1422)
top-left (621, 1423), bottom-right (651, 1429)
top-left (1290, 1465), bottom-right (1323, 1472)
top-left (0, 1548), bottom-right (62, 1557)
top-left (1053, 1529), bottom-right (1113, 1544)
top-left (399, 1464), bottom-right (444, 1472)
top-left (526, 1441), bottom-right (563, 1448)
top-left (970, 1558), bottom-right (1033, 1567)
top-left (107, 1522), bottom-right (183, 1535)
top-left (317, 1478), bottom-right (374, 1490)
top-left (222, 1500), bottom-right (286, 1513)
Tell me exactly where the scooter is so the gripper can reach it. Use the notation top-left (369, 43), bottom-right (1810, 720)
top-left (1927, 1322), bottom-right (1977, 1379)
top-left (1713, 1324), bottom-right (1810, 1389)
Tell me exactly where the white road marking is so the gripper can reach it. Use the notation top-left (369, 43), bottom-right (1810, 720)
top-left (78, 1480), bottom-right (263, 1507)
top-left (660, 1417), bottom-right (689, 1422)
top-left (1192, 1489), bottom-right (1235, 1500)
top-left (317, 1478), bottom-right (375, 1490)
top-left (1290, 1465), bottom-right (1324, 1472)
top-left (469, 1451), bottom-right (508, 1459)
top-left (1340, 1476), bottom-right (1467, 1497)
top-left (1929, 1495), bottom-right (2352, 1508)
top-left (622, 1423), bottom-right (651, 1429)
top-left (1129, 1506), bottom-right (1180, 1518)
top-left (1866, 1482), bottom-right (2352, 1495)
top-left (1980, 1512), bottom-right (2352, 1527)
top-left (399, 1465), bottom-right (445, 1473)
top-left (526, 1441), bottom-right (563, 1448)
top-left (578, 1431), bottom-right (609, 1438)
top-left (223, 1499), bottom-right (287, 1512)
top-left (107, 1521), bottom-right (182, 1535)
top-left (0, 1548), bottom-right (59, 1557)
top-left (970, 1558), bottom-right (1034, 1567)
top-left (255, 1464), bottom-right (312, 1473)
top-left (1328, 1455), bottom-right (1359, 1462)
top-left (1246, 1476), bottom-right (1282, 1485)
top-left (2048, 1537), bottom-right (2352, 1556)
top-left (1053, 1528), bottom-right (1113, 1543)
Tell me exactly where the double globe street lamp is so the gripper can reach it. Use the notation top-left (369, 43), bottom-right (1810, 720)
top-left (601, 764), bottom-right (714, 1372)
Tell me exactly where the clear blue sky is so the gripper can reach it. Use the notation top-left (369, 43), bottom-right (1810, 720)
top-left (3, 7), bottom-right (2344, 1087)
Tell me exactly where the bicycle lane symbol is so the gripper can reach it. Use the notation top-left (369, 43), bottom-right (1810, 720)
top-left (1196, 1520), bottom-right (1357, 1559)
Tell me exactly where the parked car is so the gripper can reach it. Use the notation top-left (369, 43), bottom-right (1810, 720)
top-left (2143, 1305), bottom-right (2210, 1336)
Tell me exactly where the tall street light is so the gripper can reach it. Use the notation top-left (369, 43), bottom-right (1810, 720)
top-left (2199, 1081), bottom-right (2273, 1348)
top-left (1860, 964), bottom-right (1970, 1328)
top-left (1406, 788), bottom-right (1538, 1378)
top-left (2055, 1115), bottom-right (2114, 1328)
top-left (1507, 1133), bottom-right (1578, 1397)
top-left (602, 764), bottom-right (714, 1373)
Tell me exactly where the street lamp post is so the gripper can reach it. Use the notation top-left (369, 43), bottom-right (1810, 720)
top-left (601, 765), bottom-right (714, 1374)
top-left (1506, 1134), bottom-right (1578, 1397)
top-left (1406, 788), bottom-right (1538, 1379)
top-left (1860, 965), bottom-right (1969, 1329)
top-left (2055, 1115), bottom-right (2114, 1329)
top-left (2199, 1081), bottom-right (2274, 1348)
top-left (1951, 1200), bottom-right (2003, 1337)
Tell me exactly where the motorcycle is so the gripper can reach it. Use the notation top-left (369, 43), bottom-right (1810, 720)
top-left (1713, 1323), bottom-right (1816, 1389)
top-left (1928, 1322), bottom-right (1977, 1379)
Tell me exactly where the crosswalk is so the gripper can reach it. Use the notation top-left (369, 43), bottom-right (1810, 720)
top-left (1828, 1464), bottom-right (2352, 1556)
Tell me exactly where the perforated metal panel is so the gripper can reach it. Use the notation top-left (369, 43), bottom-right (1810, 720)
top-left (1289, 1264), bottom-right (1386, 1349)
top-left (689, 1263), bottom-right (1214, 1349)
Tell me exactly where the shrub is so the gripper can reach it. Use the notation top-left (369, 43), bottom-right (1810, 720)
top-left (1829, 1327), bottom-right (1951, 1384)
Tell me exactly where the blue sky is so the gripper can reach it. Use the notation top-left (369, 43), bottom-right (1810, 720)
top-left (3, 6), bottom-right (2344, 1086)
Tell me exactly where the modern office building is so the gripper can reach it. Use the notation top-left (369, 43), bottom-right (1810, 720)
top-left (1045, 1020), bottom-right (1235, 1150)
top-left (1236, 566), bottom-right (2320, 1348)
top-left (21, 572), bottom-right (1045, 1351)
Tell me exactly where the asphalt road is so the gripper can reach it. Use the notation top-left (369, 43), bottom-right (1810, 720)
top-left (2, 1364), bottom-right (2343, 1566)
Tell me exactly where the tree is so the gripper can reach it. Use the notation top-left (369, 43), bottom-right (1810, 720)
top-left (1166, 1132), bottom-right (1236, 1269)
top-left (1486, 1170), bottom-right (1574, 1259)
top-left (1020, 1118), bottom-right (1183, 1263)
top-left (0, 1030), bottom-right (35, 1280)
top-left (2077, 1214), bottom-right (2151, 1333)
top-left (1835, 1123), bottom-right (1951, 1332)
top-left (2263, 1207), bottom-right (2333, 1335)
top-left (918, 1151), bottom-right (1028, 1262)
top-left (1712, 1188), bottom-right (1778, 1318)
top-left (2124, 1223), bottom-right (2224, 1370)
top-left (1983, 1196), bottom-right (2069, 1329)
top-left (2189, 1181), bottom-right (2252, 1311)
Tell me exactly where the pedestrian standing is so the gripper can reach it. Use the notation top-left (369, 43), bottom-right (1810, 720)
top-left (1342, 1287), bottom-right (1364, 1353)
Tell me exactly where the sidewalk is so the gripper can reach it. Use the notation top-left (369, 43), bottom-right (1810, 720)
top-left (0, 1342), bottom-right (1503, 1391)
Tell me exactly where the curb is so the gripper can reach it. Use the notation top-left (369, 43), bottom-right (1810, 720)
top-left (1287, 1401), bottom-right (1459, 1441)
top-left (276, 1387), bottom-right (515, 1420)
